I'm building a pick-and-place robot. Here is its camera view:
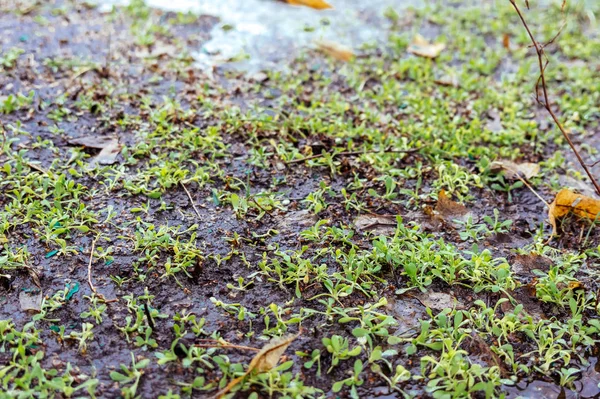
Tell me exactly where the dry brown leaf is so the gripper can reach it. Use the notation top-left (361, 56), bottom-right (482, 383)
top-left (511, 254), bottom-right (552, 277)
top-left (548, 188), bottom-right (600, 236)
top-left (434, 74), bottom-right (459, 88)
top-left (68, 136), bottom-right (115, 149)
top-left (416, 291), bottom-right (464, 310)
top-left (354, 214), bottom-right (396, 235)
top-left (92, 140), bottom-right (121, 165)
top-left (502, 33), bottom-right (510, 50)
top-left (435, 190), bottom-right (469, 223)
top-left (68, 135), bottom-right (121, 165)
top-left (316, 41), bottom-right (354, 62)
top-left (216, 333), bottom-right (299, 398)
top-left (277, 210), bottom-right (319, 232)
top-left (490, 160), bottom-right (540, 180)
top-left (407, 34), bottom-right (445, 59)
top-left (286, 0), bottom-right (332, 10)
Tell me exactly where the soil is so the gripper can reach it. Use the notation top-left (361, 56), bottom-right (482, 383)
top-left (1, 1), bottom-right (600, 398)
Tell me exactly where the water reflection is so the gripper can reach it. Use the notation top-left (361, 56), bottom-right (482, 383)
top-left (99, 0), bottom-right (417, 72)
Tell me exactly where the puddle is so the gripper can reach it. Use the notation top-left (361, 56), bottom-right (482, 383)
top-left (98, 0), bottom-right (418, 72)
top-left (505, 357), bottom-right (600, 399)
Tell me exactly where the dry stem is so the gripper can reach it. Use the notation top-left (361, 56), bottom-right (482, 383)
top-left (509, 0), bottom-right (600, 196)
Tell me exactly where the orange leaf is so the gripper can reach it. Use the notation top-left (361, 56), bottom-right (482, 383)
top-left (316, 41), bottom-right (354, 61)
top-left (407, 34), bottom-right (445, 59)
top-left (435, 190), bottom-right (469, 222)
top-left (286, 0), bottom-right (333, 10)
top-left (548, 188), bottom-right (600, 236)
top-left (502, 34), bottom-right (510, 50)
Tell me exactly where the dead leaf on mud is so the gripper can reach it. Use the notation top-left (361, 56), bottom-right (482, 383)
top-left (511, 254), bottom-right (552, 278)
top-left (415, 291), bottom-right (465, 310)
top-left (485, 110), bottom-right (503, 133)
top-left (490, 159), bottom-right (540, 180)
top-left (285, 0), bottom-right (332, 10)
top-left (19, 289), bottom-right (43, 312)
top-left (68, 135), bottom-right (121, 165)
top-left (548, 188), bottom-right (600, 236)
top-left (316, 40), bottom-right (354, 61)
top-left (216, 333), bottom-right (299, 398)
top-left (434, 190), bottom-right (470, 223)
top-left (502, 33), bottom-right (511, 50)
top-left (354, 214), bottom-right (397, 235)
top-left (407, 34), bottom-right (445, 59)
top-left (277, 210), bottom-right (318, 232)
top-left (386, 296), bottom-right (425, 332)
top-left (434, 73), bottom-right (459, 87)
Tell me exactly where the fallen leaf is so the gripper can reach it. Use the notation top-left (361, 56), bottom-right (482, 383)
top-left (285, 0), bottom-right (332, 10)
top-left (92, 140), bottom-right (121, 165)
top-left (354, 214), bottom-right (397, 235)
top-left (68, 135), bottom-right (115, 149)
top-left (548, 188), bottom-right (600, 236)
top-left (415, 291), bottom-right (464, 310)
top-left (485, 110), bottom-right (503, 133)
top-left (407, 34), bottom-right (445, 59)
top-left (434, 190), bottom-right (470, 223)
top-left (502, 33), bottom-right (510, 50)
top-left (277, 210), bottom-right (318, 232)
top-left (19, 289), bottom-right (43, 312)
top-left (490, 160), bottom-right (540, 180)
top-left (216, 333), bottom-right (299, 398)
top-left (511, 254), bottom-right (552, 278)
top-left (434, 74), bottom-right (459, 87)
top-left (68, 135), bottom-right (121, 165)
top-left (568, 281), bottom-right (585, 290)
top-left (386, 295), bottom-right (425, 332)
top-left (316, 40), bottom-right (354, 61)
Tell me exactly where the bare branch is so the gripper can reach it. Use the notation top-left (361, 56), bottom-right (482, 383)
top-left (509, 0), bottom-right (600, 196)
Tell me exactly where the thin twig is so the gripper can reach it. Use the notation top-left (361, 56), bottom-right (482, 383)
top-left (194, 340), bottom-right (260, 352)
top-left (503, 166), bottom-right (549, 207)
top-left (588, 159), bottom-right (600, 168)
top-left (87, 237), bottom-right (118, 303)
top-left (285, 146), bottom-right (423, 165)
top-left (181, 182), bottom-right (202, 219)
top-left (509, 0), bottom-right (600, 197)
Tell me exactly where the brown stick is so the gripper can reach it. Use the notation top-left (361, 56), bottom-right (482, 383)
top-left (285, 146), bottom-right (423, 165)
top-left (509, 0), bottom-right (600, 196)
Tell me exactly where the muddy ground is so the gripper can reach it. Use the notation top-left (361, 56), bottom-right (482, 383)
top-left (1, 0), bottom-right (600, 398)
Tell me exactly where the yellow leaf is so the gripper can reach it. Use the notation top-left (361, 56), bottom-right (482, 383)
top-left (407, 34), bottom-right (445, 59)
top-left (316, 40), bottom-right (354, 62)
top-left (548, 189), bottom-right (600, 236)
top-left (568, 281), bottom-right (584, 290)
top-left (286, 0), bottom-right (333, 10)
top-left (216, 333), bottom-right (299, 398)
